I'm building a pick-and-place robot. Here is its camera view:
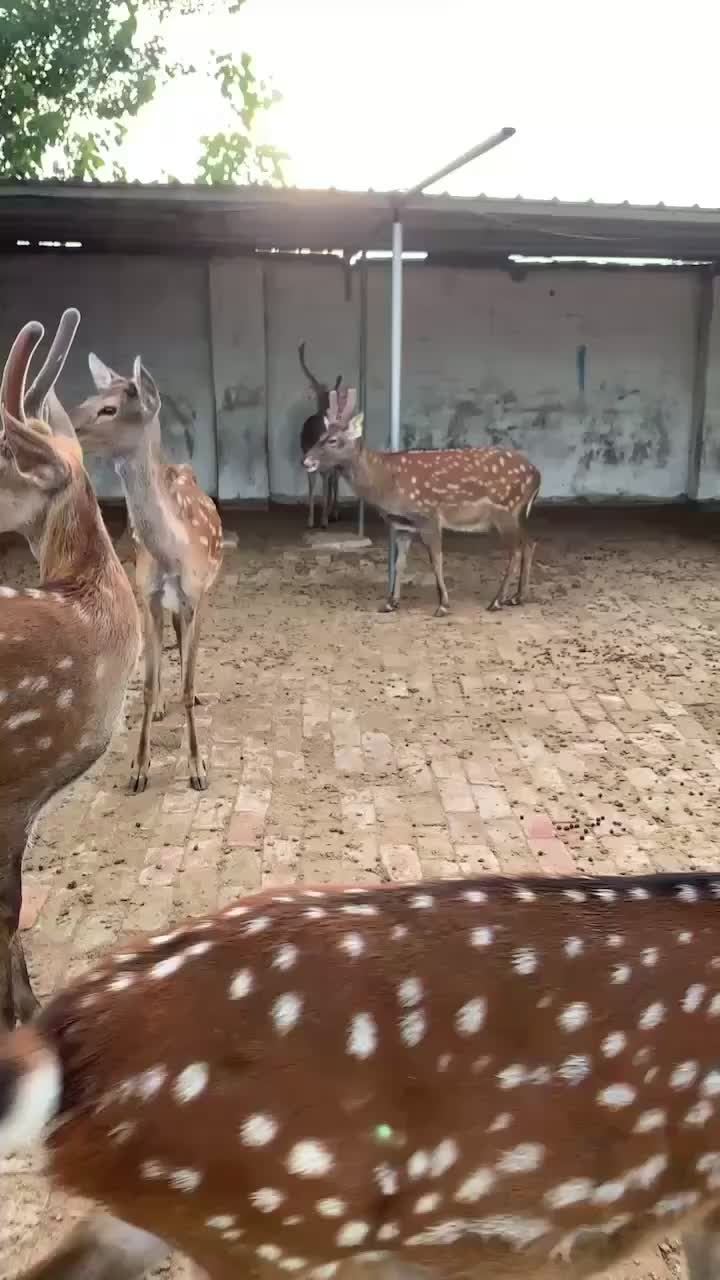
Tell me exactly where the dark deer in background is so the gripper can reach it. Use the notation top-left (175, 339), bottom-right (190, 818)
top-left (298, 342), bottom-right (342, 529)
top-left (304, 389), bottom-right (541, 616)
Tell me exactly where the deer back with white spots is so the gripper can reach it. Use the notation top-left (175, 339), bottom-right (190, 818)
top-left (303, 389), bottom-right (541, 616)
top-left (298, 342), bottom-right (343, 530)
top-left (70, 355), bottom-right (223, 793)
top-left (4, 874), bottom-right (720, 1280)
top-left (0, 315), bottom-right (140, 1029)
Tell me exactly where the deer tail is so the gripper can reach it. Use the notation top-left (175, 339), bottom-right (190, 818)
top-left (0, 1025), bottom-right (62, 1153)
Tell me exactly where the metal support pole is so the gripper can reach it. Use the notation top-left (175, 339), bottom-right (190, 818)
top-left (388, 218), bottom-right (404, 586)
top-left (357, 251), bottom-right (368, 539)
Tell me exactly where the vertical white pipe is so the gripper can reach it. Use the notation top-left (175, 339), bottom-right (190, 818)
top-left (388, 218), bottom-right (403, 589)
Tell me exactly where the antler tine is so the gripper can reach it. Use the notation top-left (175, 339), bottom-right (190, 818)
top-left (341, 387), bottom-right (357, 423)
top-left (298, 341), bottom-right (323, 393)
top-left (24, 308), bottom-right (80, 420)
top-left (0, 322), bottom-right (45, 425)
top-left (327, 388), bottom-right (339, 422)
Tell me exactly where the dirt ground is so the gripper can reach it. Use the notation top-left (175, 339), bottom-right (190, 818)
top-left (3, 502), bottom-right (720, 1280)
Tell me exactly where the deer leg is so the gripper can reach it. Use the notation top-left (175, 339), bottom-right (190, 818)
top-left (307, 472), bottom-right (316, 529)
top-left (380, 530), bottom-right (413, 612)
top-left (510, 535), bottom-right (537, 605)
top-left (321, 473), bottom-right (331, 529)
top-left (488, 538), bottom-right (522, 611)
top-left (329, 470), bottom-right (340, 522)
top-left (18, 1212), bottom-right (170, 1280)
top-left (179, 604), bottom-right (208, 791)
top-left (130, 595), bottom-right (163, 794)
top-left (418, 522), bottom-right (450, 617)
top-left (11, 932), bottom-right (40, 1023)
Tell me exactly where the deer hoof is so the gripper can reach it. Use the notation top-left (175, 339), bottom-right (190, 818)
top-left (193, 694), bottom-right (203, 707)
top-left (190, 759), bottom-right (208, 791)
top-left (379, 601), bottom-right (397, 614)
top-left (508, 594), bottom-right (523, 607)
top-left (487, 599), bottom-right (503, 612)
top-left (434, 604), bottom-right (450, 618)
top-left (129, 765), bottom-right (149, 794)
top-left (152, 700), bottom-right (167, 722)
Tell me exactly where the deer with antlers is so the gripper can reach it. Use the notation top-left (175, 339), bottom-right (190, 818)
top-left (298, 342), bottom-right (343, 530)
top-left (70, 355), bottom-right (223, 794)
top-left (304, 389), bottom-right (541, 616)
top-left (5, 873), bottom-right (720, 1280)
top-left (0, 314), bottom-right (140, 1028)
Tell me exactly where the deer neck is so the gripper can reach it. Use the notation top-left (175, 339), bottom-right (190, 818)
top-left (340, 442), bottom-right (385, 500)
top-left (36, 469), bottom-right (120, 587)
top-left (113, 419), bottom-right (182, 567)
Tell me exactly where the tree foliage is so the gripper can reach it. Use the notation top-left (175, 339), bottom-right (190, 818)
top-left (0, 0), bottom-right (286, 184)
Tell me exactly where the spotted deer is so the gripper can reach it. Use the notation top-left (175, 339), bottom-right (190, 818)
top-left (5, 874), bottom-right (720, 1280)
top-left (298, 342), bottom-right (343, 530)
top-left (304, 390), bottom-right (541, 616)
top-left (0, 316), bottom-right (140, 1028)
top-left (70, 355), bottom-right (223, 793)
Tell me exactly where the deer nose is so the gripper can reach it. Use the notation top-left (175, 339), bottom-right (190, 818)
top-left (303, 456), bottom-right (319, 473)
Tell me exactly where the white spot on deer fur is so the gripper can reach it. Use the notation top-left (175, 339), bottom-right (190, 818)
top-left (408, 1150), bottom-right (430, 1179)
top-left (170, 1168), bottom-right (202, 1192)
top-left (391, 924), bottom-right (407, 940)
top-left (339, 933), bottom-right (364, 958)
top-left (150, 954), bottom-right (184, 980)
top-left (611, 964), bottom-right (631, 984)
top-left (229, 969), bottom-right (253, 999)
top-left (251, 1188), bottom-right (285, 1213)
top-left (6, 709), bottom-right (42, 730)
top-left (634, 1109), bottom-right (666, 1133)
top-left (241, 1114), bottom-right (278, 1146)
top-left (702, 1071), bottom-right (720, 1097)
top-left (410, 894), bottom-right (433, 909)
top-left (244, 916), bottom-right (270, 935)
top-left (272, 993), bottom-right (302, 1035)
top-left (287, 1140), bottom-right (334, 1178)
top-left (471, 926), bottom-right (494, 947)
top-left (564, 937), bottom-right (583, 957)
top-left (375, 1164), bottom-right (398, 1195)
top-left (273, 945), bottom-right (298, 971)
top-left (377, 1223), bottom-right (400, 1241)
top-left (36, 737), bottom-right (52, 750)
top-left (670, 1061), bottom-right (698, 1089)
top-left (337, 1222), bottom-right (370, 1248)
top-left (677, 883), bottom-right (699, 902)
top-left (415, 1193), bottom-right (442, 1214)
top-left (207, 1215), bottom-right (235, 1230)
top-left (606, 934), bottom-right (624, 948)
top-left (456, 997), bottom-right (486, 1035)
top-left (678, 931), bottom-right (693, 944)
top-left (140, 1160), bottom-right (165, 1179)
top-left (0, 587), bottom-right (16, 597)
top-left (137, 1067), bottom-right (167, 1100)
top-left (455, 1168), bottom-right (496, 1202)
top-left (317, 1198), bottom-right (345, 1218)
top-left (558, 1002), bottom-right (589, 1032)
top-left (545, 1179), bottom-right (593, 1209)
top-left (497, 1144), bottom-right (545, 1174)
top-left (310, 1267), bottom-right (338, 1280)
top-left (109, 974), bottom-right (133, 992)
top-left (57, 688), bottom-right (73, 708)
top-left (515, 887), bottom-right (536, 902)
top-left (257, 1245), bottom-right (282, 1262)
top-left (512, 948), bottom-right (537, 975)
top-left (224, 905), bottom-right (250, 917)
top-left (557, 1055), bottom-right (591, 1085)
top-left (602, 1032), bottom-right (626, 1058)
top-left (683, 984), bottom-right (706, 1013)
top-left (462, 890), bottom-right (487, 904)
top-left (401, 1009), bottom-right (426, 1046)
top-left (497, 1064), bottom-right (529, 1089)
top-left (653, 1192), bottom-right (700, 1217)
top-left (685, 1101), bottom-right (714, 1126)
top-left (488, 1113), bottom-right (513, 1132)
top-left (185, 941), bottom-right (212, 958)
top-left (341, 904), bottom-right (377, 916)
top-left (641, 947), bottom-right (659, 967)
top-left (348, 1013), bottom-right (377, 1059)
top-left (639, 1001), bottom-right (665, 1029)
top-left (597, 1083), bottom-right (636, 1109)
top-left (398, 978), bottom-right (423, 1007)
top-left (173, 1063), bottom-right (208, 1104)
top-left (564, 889), bottom-right (585, 902)
top-left (278, 1258), bottom-right (307, 1272)
top-left (430, 1139), bottom-right (458, 1177)
top-left (19, 675), bottom-right (48, 693)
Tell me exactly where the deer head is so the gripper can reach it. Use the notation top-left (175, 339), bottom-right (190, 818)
top-left (298, 342), bottom-right (342, 414)
top-left (0, 314), bottom-right (84, 544)
top-left (303, 387), bottom-right (363, 474)
top-left (72, 353), bottom-right (162, 460)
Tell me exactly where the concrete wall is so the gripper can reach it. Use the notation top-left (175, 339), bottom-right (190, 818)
top-left (0, 251), bottom-right (712, 503)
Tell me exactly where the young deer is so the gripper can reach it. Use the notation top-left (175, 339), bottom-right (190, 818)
top-left (70, 355), bottom-right (223, 794)
top-left (5, 873), bottom-right (720, 1280)
top-left (304, 390), bottom-right (541, 616)
top-left (298, 342), bottom-right (343, 530)
top-left (0, 316), bottom-right (140, 1028)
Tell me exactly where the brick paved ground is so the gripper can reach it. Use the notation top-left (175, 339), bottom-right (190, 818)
top-left (2, 504), bottom-right (719, 1280)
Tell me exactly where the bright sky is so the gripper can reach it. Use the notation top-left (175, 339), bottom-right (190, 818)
top-left (124, 0), bottom-right (720, 207)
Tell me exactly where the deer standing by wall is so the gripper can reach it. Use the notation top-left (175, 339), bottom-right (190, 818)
top-left (4, 874), bottom-right (720, 1280)
top-left (71, 355), bottom-right (223, 794)
top-left (298, 342), bottom-right (343, 529)
top-left (0, 315), bottom-right (140, 1028)
top-left (304, 390), bottom-right (541, 616)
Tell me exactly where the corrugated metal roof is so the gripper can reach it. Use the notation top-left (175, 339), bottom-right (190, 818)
top-left (2, 181), bottom-right (720, 259)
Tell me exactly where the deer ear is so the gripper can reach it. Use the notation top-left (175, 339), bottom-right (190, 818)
top-left (132, 357), bottom-right (161, 421)
top-left (345, 412), bottom-right (364, 440)
top-left (0, 410), bottom-right (71, 491)
top-left (88, 353), bottom-right (117, 391)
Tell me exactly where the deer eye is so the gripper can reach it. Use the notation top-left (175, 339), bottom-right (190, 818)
top-left (326, 436), bottom-right (338, 446)
top-left (99, 405), bottom-right (117, 417)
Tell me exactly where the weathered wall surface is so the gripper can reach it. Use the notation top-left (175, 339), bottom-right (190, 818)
top-left (0, 254), bottom-right (216, 498)
top-left (0, 252), bottom-right (710, 502)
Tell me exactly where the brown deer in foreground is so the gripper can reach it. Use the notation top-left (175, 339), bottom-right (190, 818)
top-left (0, 316), bottom-right (140, 1028)
top-left (70, 355), bottom-right (223, 793)
top-left (4, 873), bottom-right (720, 1280)
top-left (304, 389), bottom-right (541, 616)
top-left (298, 342), bottom-right (343, 530)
